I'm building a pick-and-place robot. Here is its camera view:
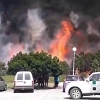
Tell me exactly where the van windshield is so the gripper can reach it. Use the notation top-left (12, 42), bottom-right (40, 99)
top-left (17, 73), bottom-right (23, 80)
top-left (66, 75), bottom-right (85, 81)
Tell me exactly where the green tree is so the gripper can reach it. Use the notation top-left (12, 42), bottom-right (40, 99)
top-left (7, 51), bottom-right (69, 77)
top-left (75, 52), bottom-right (87, 72)
top-left (94, 50), bottom-right (100, 71)
top-left (75, 52), bottom-right (100, 73)
top-left (0, 62), bottom-right (6, 71)
top-left (0, 62), bottom-right (7, 76)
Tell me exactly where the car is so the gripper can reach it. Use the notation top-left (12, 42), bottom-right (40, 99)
top-left (0, 76), bottom-right (7, 91)
top-left (63, 75), bottom-right (85, 92)
top-left (13, 71), bottom-right (34, 93)
top-left (65, 72), bottom-right (100, 99)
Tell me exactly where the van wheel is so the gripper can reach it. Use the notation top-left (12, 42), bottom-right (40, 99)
top-left (70, 88), bottom-right (82, 99)
top-left (31, 89), bottom-right (34, 93)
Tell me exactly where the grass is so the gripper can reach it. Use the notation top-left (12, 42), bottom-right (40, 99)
top-left (49, 75), bottom-right (65, 83)
top-left (3, 75), bottom-right (14, 89)
top-left (3, 75), bottom-right (15, 83)
top-left (2, 75), bottom-right (65, 89)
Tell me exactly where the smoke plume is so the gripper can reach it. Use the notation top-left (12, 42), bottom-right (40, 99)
top-left (0, 0), bottom-right (100, 64)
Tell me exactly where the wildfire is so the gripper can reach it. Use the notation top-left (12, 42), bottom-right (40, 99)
top-left (50, 21), bottom-right (73, 61)
top-left (9, 43), bottom-right (25, 59)
top-left (8, 20), bottom-right (74, 62)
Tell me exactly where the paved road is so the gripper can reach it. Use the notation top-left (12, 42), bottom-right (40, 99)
top-left (0, 89), bottom-right (100, 100)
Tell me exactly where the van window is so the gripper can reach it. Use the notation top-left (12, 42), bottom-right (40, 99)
top-left (25, 73), bottom-right (30, 80)
top-left (79, 76), bottom-right (85, 81)
top-left (17, 73), bottom-right (23, 80)
top-left (66, 76), bottom-right (78, 81)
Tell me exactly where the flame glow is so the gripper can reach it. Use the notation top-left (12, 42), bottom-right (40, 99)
top-left (9, 43), bottom-right (25, 58)
top-left (50, 21), bottom-right (73, 61)
top-left (8, 20), bottom-right (74, 62)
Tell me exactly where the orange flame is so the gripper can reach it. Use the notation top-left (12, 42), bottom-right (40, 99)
top-left (9, 43), bottom-right (25, 59)
top-left (50, 21), bottom-right (73, 61)
top-left (8, 20), bottom-right (74, 62)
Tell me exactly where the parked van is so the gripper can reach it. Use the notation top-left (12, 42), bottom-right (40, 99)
top-left (13, 71), bottom-right (34, 93)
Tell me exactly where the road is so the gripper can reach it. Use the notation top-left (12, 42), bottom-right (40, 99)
top-left (0, 88), bottom-right (100, 100)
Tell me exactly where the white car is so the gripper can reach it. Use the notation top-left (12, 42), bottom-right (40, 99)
top-left (65, 72), bottom-right (100, 99)
top-left (63, 75), bottom-right (85, 92)
top-left (13, 71), bottom-right (34, 93)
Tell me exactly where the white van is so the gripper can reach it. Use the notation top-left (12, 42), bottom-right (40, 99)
top-left (65, 72), bottom-right (100, 99)
top-left (13, 71), bottom-right (34, 93)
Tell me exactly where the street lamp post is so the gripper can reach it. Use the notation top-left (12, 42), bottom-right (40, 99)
top-left (72, 47), bottom-right (77, 75)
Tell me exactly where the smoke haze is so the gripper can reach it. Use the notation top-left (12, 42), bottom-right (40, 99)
top-left (0, 0), bottom-right (100, 64)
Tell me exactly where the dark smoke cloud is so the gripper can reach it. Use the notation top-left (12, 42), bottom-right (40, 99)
top-left (88, 33), bottom-right (100, 43)
top-left (41, 0), bottom-right (100, 44)
top-left (0, 0), bottom-right (100, 64)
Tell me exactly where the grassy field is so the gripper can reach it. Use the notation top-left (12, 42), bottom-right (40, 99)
top-left (2, 75), bottom-right (65, 89)
top-left (3, 75), bottom-right (14, 89)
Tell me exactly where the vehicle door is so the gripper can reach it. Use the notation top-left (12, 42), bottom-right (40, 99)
top-left (64, 76), bottom-right (78, 88)
top-left (0, 77), bottom-right (5, 90)
top-left (15, 73), bottom-right (24, 86)
top-left (88, 73), bottom-right (100, 93)
top-left (23, 73), bottom-right (33, 86)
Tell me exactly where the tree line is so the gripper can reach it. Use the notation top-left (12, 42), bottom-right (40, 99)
top-left (7, 51), bottom-right (69, 77)
top-left (75, 50), bottom-right (100, 73)
top-left (0, 50), bottom-right (100, 77)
